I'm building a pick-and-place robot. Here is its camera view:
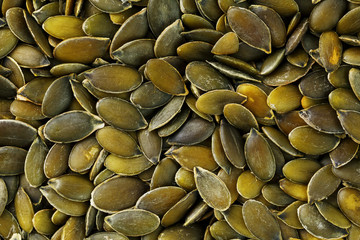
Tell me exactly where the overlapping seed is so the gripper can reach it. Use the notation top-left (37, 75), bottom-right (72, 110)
top-left (1, 0), bottom-right (360, 239)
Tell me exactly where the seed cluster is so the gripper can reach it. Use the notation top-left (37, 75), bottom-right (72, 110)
top-left (0, 0), bottom-right (360, 239)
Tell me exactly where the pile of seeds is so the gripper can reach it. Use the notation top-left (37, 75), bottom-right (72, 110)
top-left (1, 0), bottom-right (360, 239)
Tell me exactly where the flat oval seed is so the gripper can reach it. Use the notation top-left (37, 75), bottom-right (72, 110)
top-left (85, 64), bottom-right (142, 94)
top-left (299, 104), bottom-right (344, 134)
top-left (44, 144), bottom-right (71, 178)
top-left (138, 128), bottom-right (162, 164)
top-left (319, 31), bottom-right (342, 72)
top-left (337, 187), bottom-right (360, 227)
top-left (146, 58), bottom-right (188, 96)
top-left (62, 217), bottom-right (85, 240)
top-left (0, 209), bottom-right (21, 239)
top-left (329, 88), bottom-right (360, 112)
top-left (185, 61), bottom-right (231, 91)
top-left (105, 209), bottom-right (160, 237)
top-left (330, 137), bottom-right (359, 168)
top-left (44, 111), bottom-right (104, 143)
top-left (283, 159), bottom-right (321, 184)
top-left (0, 28), bottom-right (18, 59)
top-left (0, 119), bottom-right (37, 147)
top-left (91, 176), bottom-right (148, 213)
top-left (171, 145), bottom-right (218, 171)
top-left (31, 2), bottom-right (60, 24)
top-left (88, 0), bottom-right (131, 13)
top-left (210, 220), bottom-right (244, 240)
top-left (70, 79), bottom-right (97, 114)
top-left (267, 85), bottom-right (302, 113)
top-left (40, 186), bottom-right (89, 216)
top-left (196, 90), bottom-right (246, 115)
top-left (223, 103), bottom-right (258, 132)
top-left (42, 15), bottom-right (84, 40)
top-left (53, 37), bottom-right (110, 64)
top-left (307, 165), bottom-right (341, 204)
top-left (154, 19), bottom-right (184, 58)
top-left (194, 167), bottom-right (231, 211)
top-left (83, 13), bottom-right (117, 38)
top-left (245, 128), bottom-right (276, 182)
top-left (222, 205), bottom-right (255, 238)
top-left (242, 199), bottom-right (282, 240)
top-left (211, 126), bottom-right (232, 174)
top-left (277, 201), bottom-right (304, 229)
top-left (337, 110), bottom-right (360, 144)
top-left (0, 146), bottom-right (27, 176)
top-left (96, 97), bottom-right (147, 131)
top-left (280, 178), bottom-right (308, 202)
top-left (14, 187), bottom-right (34, 233)
top-left (289, 126), bottom-right (340, 155)
top-left (10, 100), bottom-right (45, 120)
top-left (96, 126), bottom-right (142, 158)
top-left (0, 178), bottom-right (7, 215)
top-left (315, 201), bottom-right (351, 229)
top-left (158, 224), bottom-right (203, 240)
top-left (167, 117), bottom-right (215, 145)
top-left (227, 7), bottom-right (271, 53)
top-left (6, 7), bottom-right (35, 44)
top-left (309, 0), bottom-right (346, 33)
top-left (32, 209), bottom-right (58, 236)
top-left (349, 68), bottom-right (360, 101)
top-left (42, 75), bottom-right (73, 118)
top-left (297, 204), bottom-right (348, 239)
top-left (236, 170), bottom-right (266, 199)
top-left (147, 0), bottom-right (181, 37)
top-left (336, 7), bottom-right (360, 35)
top-left (48, 174), bottom-right (94, 202)
top-left (136, 186), bottom-right (186, 216)
top-left (211, 32), bottom-right (239, 55)
top-left (130, 82), bottom-right (172, 109)
top-left (105, 154), bottom-right (152, 176)
top-left (177, 41), bottom-right (213, 61)
top-left (24, 137), bottom-right (48, 187)
top-left (9, 44), bottom-right (50, 68)
top-left (262, 183), bottom-right (295, 207)
top-left (343, 47), bottom-right (360, 66)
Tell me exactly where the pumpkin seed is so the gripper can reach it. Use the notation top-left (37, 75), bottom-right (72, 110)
top-left (9, 43), bottom-right (50, 68)
top-left (0, 178), bottom-right (7, 215)
top-left (14, 187), bottom-right (34, 233)
top-left (277, 200), bottom-right (304, 229)
top-left (227, 7), bottom-right (271, 54)
top-left (0, 146), bottom-right (27, 176)
top-left (236, 170), bottom-right (266, 199)
top-left (91, 176), bottom-right (148, 213)
top-left (31, 2), bottom-right (59, 24)
top-left (267, 84), bottom-right (302, 113)
top-left (262, 183), bottom-right (296, 206)
top-left (194, 167), bottom-right (231, 211)
top-left (85, 232), bottom-right (128, 240)
top-left (315, 201), bottom-right (351, 229)
top-left (343, 47), bottom-right (360, 66)
top-left (0, 28), bottom-right (18, 59)
top-left (32, 209), bottom-right (58, 236)
top-left (0, 209), bottom-right (21, 240)
top-left (154, 19), bottom-right (184, 58)
top-left (283, 159), bottom-right (321, 184)
top-left (285, 19), bottom-right (309, 56)
top-left (158, 224), bottom-right (203, 240)
top-left (175, 167), bottom-right (196, 192)
top-left (319, 31), bottom-right (342, 73)
top-left (337, 187), bottom-right (360, 227)
top-left (336, 6), bottom-right (360, 35)
top-left (61, 217), bottom-right (85, 240)
top-left (330, 137), bottom-right (358, 168)
top-left (280, 178), bottom-right (308, 202)
top-left (150, 157), bottom-right (177, 189)
top-left (44, 144), bottom-right (70, 179)
top-left (44, 111), bottom-right (104, 143)
top-left (6, 7), bottom-right (35, 44)
top-left (297, 203), bottom-right (348, 239)
top-left (177, 41), bottom-right (213, 61)
top-left (130, 82), bottom-right (172, 110)
top-left (211, 126), bottom-right (232, 174)
top-left (0, 119), bottom-right (37, 148)
top-left (158, 108), bottom-right (190, 138)
top-left (210, 220), bottom-right (244, 240)
top-left (83, 13), bottom-right (117, 38)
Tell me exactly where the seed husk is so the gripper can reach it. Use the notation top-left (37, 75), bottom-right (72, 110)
top-left (194, 167), bottom-right (231, 211)
top-left (280, 178), bottom-right (308, 202)
top-left (44, 110), bottom-right (104, 143)
top-left (105, 209), bottom-right (160, 237)
top-left (297, 203), bottom-right (348, 239)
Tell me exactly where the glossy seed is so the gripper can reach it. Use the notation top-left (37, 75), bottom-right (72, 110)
top-left (44, 144), bottom-right (71, 178)
top-left (32, 209), bottom-right (58, 235)
top-left (245, 128), bottom-right (276, 182)
top-left (14, 187), bottom-right (34, 233)
top-left (104, 154), bottom-right (152, 176)
top-left (138, 128), bottom-right (162, 164)
top-left (277, 201), bottom-right (304, 229)
top-left (154, 19), bottom-right (184, 58)
top-left (343, 47), bottom-right (360, 66)
top-left (315, 201), bottom-right (351, 229)
top-left (337, 187), bottom-right (360, 227)
top-left (227, 7), bottom-right (271, 53)
top-left (44, 111), bottom-right (104, 143)
top-left (280, 178), bottom-right (308, 202)
top-left (0, 119), bottom-right (37, 147)
top-left (130, 82), bottom-right (172, 110)
top-left (0, 146), bottom-right (27, 176)
top-left (211, 126), bottom-right (232, 174)
top-left (91, 176), bottom-right (148, 213)
top-left (267, 84), bottom-right (302, 113)
top-left (0, 28), bottom-right (18, 59)
top-left (289, 126), bottom-right (340, 155)
top-left (262, 183), bottom-right (295, 207)
top-left (297, 203), bottom-right (348, 239)
top-left (319, 31), bottom-right (342, 72)
top-left (283, 159), bottom-right (321, 184)
top-left (194, 167), bottom-right (231, 211)
top-left (330, 137), bottom-right (358, 168)
top-left (236, 170), bottom-right (266, 199)
top-left (9, 43), bottom-right (50, 68)
top-left (6, 7), bottom-right (35, 44)
top-left (336, 6), bottom-right (360, 35)
top-left (222, 205), bottom-right (255, 238)
top-left (337, 110), bottom-right (360, 144)
top-left (0, 209), bottom-right (21, 240)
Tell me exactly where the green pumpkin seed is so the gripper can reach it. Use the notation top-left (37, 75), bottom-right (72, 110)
top-left (299, 104), bottom-right (343, 134)
top-left (154, 19), bottom-right (184, 58)
top-left (337, 110), bottom-right (360, 144)
top-left (51, 210), bottom-right (68, 226)
top-left (206, 61), bottom-right (261, 82)
top-left (136, 186), bottom-right (186, 216)
top-left (0, 28), bottom-right (18, 59)
top-left (0, 209), bottom-right (21, 240)
top-left (130, 82), bottom-right (172, 109)
top-left (329, 88), bottom-right (360, 112)
top-left (222, 205), bottom-right (255, 238)
top-left (33, 209), bottom-right (58, 235)
top-left (0, 119), bottom-right (37, 148)
top-left (96, 97), bottom-right (147, 131)
top-left (280, 178), bottom-right (308, 202)
top-left (181, 29), bottom-right (223, 45)
top-left (148, 96), bottom-right (185, 131)
top-left (2, 57), bottom-right (25, 89)
top-left (42, 75), bottom-right (73, 118)
top-left (242, 199), bottom-right (282, 240)
top-left (147, 0), bottom-right (181, 37)
top-left (0, 146), bottom-right (27, 176)
top-left (286, 48), bottom-right (309, 68)
top-left (44, 144), bottom-right (70, 179)
top-left (309, 0), bottom-right (346, 33)
top-left (307, 165), bottom-right (341, 204)
top-left (289, 126), bottom-right (340, 155)
top-left (236, 170), bottom-right (266, 199)
top-left (297, 203), bottom-right (348, 239)
top-left (104, 154), bottom-right (152, 176)
top-left (83, 13), bottom-right (117, 38)
top-left (332, 159), bottom-right (360, 185)
top-left (40, 185), bottom-right (89, 216)
top-left (227, 7), bottom-right (271, 53)
top-left (211, 32), bottom-right (239, 55)
top-left (177, 41), bottom-right (213, 61)
top-left (283, 159), bottom-right (321, 184)
top-left (88, 0), bottom-right (131, 13)
top-left (262, 183), bottom-right (295, 207)
top-left (339, 35), bottom-right (360, 47)
top-left (277, 201), bottom-right (304, 229)
top-left (171, 145), bottom-right (218, 171)
top-left (9, 43), bottom-right (50, 68)
top-left (85, 232), bottom-right (128, 240)
top-left (96, 126), bottom-right (142, 158)
top-left (343, 47), bottom-right (360, 66)
top-left (181, 13), bottom-right (214, 30)
top-left (0, 178), bottom-right (7, 215)
top-left (89, 149), bottom-right (108, 181)
top-left (336, 6), bottom-right (360, 35)
top-left (245, 128), bottom-right (276, 181)
top-left (158, 224), bottom-right (203, 240)
top-left (214, 55), bottom-right (260, 76)
top-left (210, 220), bottom-right (244, 240)
top-left (10, 100), bottom-right (45, 120)
top-left (69, 79), bottom-right (97, 114)
top-left (194, 167), bottom-right (231, 211)
top-left (44, 111), bottom-right (104, 143)
top-left (223, 103), bottom-right (258, 132)
top-left (105, 209), bottom-right (160, 237)
top-left (285, 19), bottom-right (309, 55)
top-left (315, 201), bottom-right (351, 229)
top-left (6, 7), bottom-right (35, 44)
top-left (260, 48), bottom-right (285, 76)
top-left (31, 2), bottom-right (59, 24)
top-left (337, 187), bottom-right (360, 227)
top-left (268, 85), bottom-right (302, 113)
top-left (61, 217), bottom-right (85, 240)
top-left (93, 169), bottom-right (115, 186)
top-left (53, 37), bottom-right (110, 64)
top-left (17, 77), bottom-right (54, 105)
top-left (14, 187), bottom-right (33, 233)
top-left (319, 31), bottom-right (342, 73)
top-left (330, 137), bottom-right (358, 168)
top-left (211, 126), bottom-right (232, 174)
top-left (48, 174), bottom-right (94, 202)
top-left (91, 176), bottom-right (148, 213)
top-left (51, 63), bottom-right (90, 77)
